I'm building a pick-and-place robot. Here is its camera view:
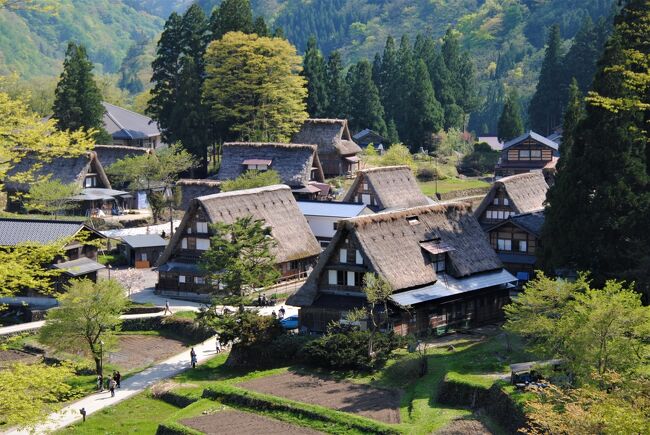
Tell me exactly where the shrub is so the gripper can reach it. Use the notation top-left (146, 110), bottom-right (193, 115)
top-left (380, 143), bottom-right (416, 169)
top-left (121, 316), bottom-right (215, 342)
top-left (303, 329), bottom-right (403, 371)
top-left (416, 166), bottom-right (435, 181)
top-left (226, 333), bottom-right (312, 368)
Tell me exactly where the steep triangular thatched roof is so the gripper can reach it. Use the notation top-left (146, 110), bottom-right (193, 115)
top-left (342, 166), bottom-right (430, 210)
top-left (289, 203), bottom-right (503, 306)
top-left (216, 142), bottom-right (325, 187)
top-left (94, 144), bottom-right (153, 169)
top-left (292, 119), bottom-right (362, 156)
top-left (4, 151), bottom-right (111, 192)
top-left (157, 185), bottom-right (320, 266)
top-left (175, 178), bottom-right (222, 211)
top-left (475, 172), bottom-right (549, 218)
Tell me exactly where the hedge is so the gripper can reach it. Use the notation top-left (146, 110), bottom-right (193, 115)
top-left (155, 422), bottom-right (203, 435)
top-left (121, 316), bottom-right (215, 342)
top-left (157, 390), bottom-right (202, 408)
top-left (202, 384), bottom-right (400, 435)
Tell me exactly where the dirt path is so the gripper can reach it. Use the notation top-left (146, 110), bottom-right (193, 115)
top-left (238, 372), bottom-right (401, 424)
top-left (182, 410), bottom-right (322, 434)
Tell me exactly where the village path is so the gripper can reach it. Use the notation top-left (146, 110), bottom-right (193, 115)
top-left (4, 334), bottom-right (219, 435)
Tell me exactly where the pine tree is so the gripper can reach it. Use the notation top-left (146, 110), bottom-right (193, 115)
top-left (378, 37), bottom-right (400, 127)
top-left (440, 28), bottom-right (477, 128)
top-left (497, 90), bottom-right (524, 142)
top-left (253, 16), bottom-right (268, 37)
top-left (210, 0), bottom-right (254, 40)
top-left (428, 45), bottom-right (457, 130)
top-left (395, 35), bottom-right (415, 140)
top-left (325, 50), bottom-right (349, 119)
top-left (53, 42), bottom-right (106, 139)
top-left (542, 0), bottom-right (650, 296)
top-left (407, 59), bottom-right (443, 151)
top-left (147, 12), bottom-right (183, 145)
top-left (347, 60), bottom-right (387, 136)
top-left (557, 79), bottom-right (583, 172)
top-left (302, 36), bottom-right (328, 117)
top-left (371, 53), bottom-right (382, 88)
top-left (385, 119), bottom-right (399, 145)
top-left (529, 25), bottom-right (564, 135)
top-left (562, 17), bottom-right (602, 95)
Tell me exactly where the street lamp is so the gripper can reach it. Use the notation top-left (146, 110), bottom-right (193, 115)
top-left (107, 264), bottom-right (112, 280)
top-left (99, 340), bottom-right (104, 377)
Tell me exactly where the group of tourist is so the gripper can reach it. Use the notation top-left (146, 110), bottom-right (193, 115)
top-left (96, 371), bottom-right (122, 397)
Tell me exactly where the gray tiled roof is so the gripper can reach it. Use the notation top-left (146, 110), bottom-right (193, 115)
top-left (121, 234), bottom-right (167, 249)
top-left (510, 211), bottom-right (545, 236)
top-left (0, 218), bottom-right (86, 246)
top-left (503, 131), bottom-right (559, 151)
top-left (102, 102), bottom-right (161, 140)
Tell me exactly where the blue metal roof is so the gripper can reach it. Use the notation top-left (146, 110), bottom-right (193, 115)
top-left (502, 131), bottom-right (559, 151)
top-left (390, 269), bottom-right (517, 307)
top-left (297, 201), bottom-right (369, 218)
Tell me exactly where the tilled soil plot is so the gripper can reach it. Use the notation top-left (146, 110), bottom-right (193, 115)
top-left (238, 372), bottom-right (401, 423)
top-left (436, 418), bottom-right (493, 435)
top-left (181, 410), bottom-right (322, 434)
top-left (0, 349), bottom-right (40, 367)
top-left (108, 335), bottom-right (187, 371)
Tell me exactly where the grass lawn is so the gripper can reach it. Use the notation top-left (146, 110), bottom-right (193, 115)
top-left (419, 178), bottom-right (490, 196)
top-left (61, 392), bottom-right (180, 434)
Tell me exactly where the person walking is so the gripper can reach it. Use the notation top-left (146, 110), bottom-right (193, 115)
top-left (114, 371), bottom-right (121, 388)
top-left (163, 300), bottom-right (172, 315)
top-left (190, 347), bottom-right (197, 368)
top-left (278, 306), bottom-right (286, 320)
top-left (97, 374), bottom-right (103, 392)
top-left (215, 337), bottom-right (222, 353)
top-left (109, 377), bottom-right (116, 397)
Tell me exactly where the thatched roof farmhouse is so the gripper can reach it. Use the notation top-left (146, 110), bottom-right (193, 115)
top-left (292, 119), bottom-right (362, 177)
top-left (342, 166), bottom-right (431, 211)
top-left (289, 203), bottom-right (516, 334)
top-left (94, 144), bottom-right (152, 170)
top-left (175, 179), bottom-right (222, 211)
top-left (156, 185), bottom-right (321, 300)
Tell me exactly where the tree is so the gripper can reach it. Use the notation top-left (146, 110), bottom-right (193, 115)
top-left (0, 362), bottom-right (74, 428)
top-left (197, 307), bottom-right (282, 348)
top-left (529, 25), bottom-right (564, 135)
top-left (542, 1), bottom-right (650, 297)
top-left (0, 242), bottom-right (67, 298)
top-left (440, 28), bottom-right (478, 128)
top-left (362, 273), bottom-right (393, 356)
top-left (325, 50), bottom-right (349, 119)
top-left (497, 90), bottom-right (524, 142)
top-left (40, 279), bottom-right (128, 375)
top-left (561, 17), bottom-right (603, 95)
top-left (347, 60), bottom-right (387, 135)
top-left (253, 16), bottom-right (268, 37)
top-left (504, 274), bottom-right (650, 381)
top-left (52, 42), bottom-right (107, 141)
top-left (395, 35), bottom-right (416, 140)
top-left (200, 216), bottom-right (280, 298)
top-left (556, 79), bottom-right (584, 173)
top-left (406, 59), bottom-right (443, 151)
top-left (26, 180), bottom-right (81, 219)
top-left (378, 36), bottom-right (400, 128)
top-left (302, 36), bottom-right (329, 117)
top-left (380, 143), bottom-right (415, 170)
top-left (209, 0), bottom-right (254, 40)
top-left (203, 32), bottom-right (307, 142)
top-left (220, 169), bottom-right (281, 192)
top-left (105, 143), bottom-right (196, 222)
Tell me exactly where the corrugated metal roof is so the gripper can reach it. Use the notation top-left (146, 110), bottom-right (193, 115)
top-left (121, 234), bottom-right (167, 249)
top-left (297, 201), bottom-right (369, 218)
top-left (0, 219), bottom-right (86, 246)
top-left (53, 257), bottom-right (105, 276)
top-left (390, 269), bottom-right (517, 306)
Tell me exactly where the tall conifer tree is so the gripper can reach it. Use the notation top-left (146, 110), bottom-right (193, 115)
top-left (395, 35), bottom-right (415, 140)
top-left (325, 50), bottom-right (349, 119)
top-left (378, 37), bottom-right (399, 128)
top-left (562, 17), bottom-right (602, 95)
top-left (497, 90), bottom-right (524, 142)
top-left (407, 59), bottom-right (443, 151)
top-left (542, 1), bottom-right (650, 296)
top-left (529, 25), bottom-right (564, 135)
top-left (210, 0), bottom-right (254, 39)
top-left (53, 42), bottom-right (106, 139)
top-left (302, 36), bottom-right (328, 117)
top-left (347, 60), bottom-right (387, 135)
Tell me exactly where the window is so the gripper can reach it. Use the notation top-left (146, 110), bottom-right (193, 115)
top-left (186, 237), bottom-right (196, 250)
top-left (530, 150), bottom-right (542, 159)
top-left (328, 270), bottom-right (337, 285)
top-left (503, 198), bottom-right (509, 206)
top-left (432, 253), bottom-right (446, 272)
top-left (196, 222), bottom-right (208, 233)
top-left (179, 275), bottom-right (186, 283)
top-left (337, 270), bottom-right (346, 285)
top-left (486, 210), bottom-right (493, 219)
top-left (196, 239), bottom-right (210, 250)
top-left (333, 222), bottom-right (338, 230)
top-left (493, 198), bottom-right (499, 205)
top-left (140, 253), bottom-right (148, 261)
top-left (407, 216), bottom-right (420, 225)
top-left (347, 271), bottom-right (356, 286)
top-left (497, 211), bottom-right (505, 219)
top-left (497, 239), bottom-right (512, 251)
top-left (181, 238), bottom-right (188, 249)
top-left (339, 248), bottom-right (347, 263)
top-left (195, 276), bottom-right (205, 284)
top-left (362, 183), bottom-right (368, 191)
top-left (519, 150), bottom-right (530, 159)
top-left (84, 176), bottom-right (96, 188)
top-left (519, 240), bottom-right (528, 253)
top-left (355, 250), bottom-right (363, 265)
top-left (361, 194), bottom-right (371, 205)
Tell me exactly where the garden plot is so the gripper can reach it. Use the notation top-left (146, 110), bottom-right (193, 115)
top-left (238, 372), bottom-right (401, 423)
top-left (0, 349), bottom-right (40, 367)
top-left (108, 335), bottom-right (188, 371)
top-left (181, 410), bottom-right (322, 434)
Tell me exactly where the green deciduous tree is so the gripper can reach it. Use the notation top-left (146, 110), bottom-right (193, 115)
top-left (26, 180), bottom-right (81, 219)
top-left (53, 42), bottom-right (108, 141)
top-left (497, 90), bottom-right (524, 142)
top-left (529, 25), bottom-right (564, 135)
top-left (220, 169), bottom-right (281, 192)
top-left (347, 60), bottom-right (387, 135)
top-left (203, 32), bottom-right (308, 142)
top-left (379, 143), bottom-right (416, 170)
top-left (0, 242), bottom-right (67, 298)
top-left (197, 307), bottom-right (282, 348)
top-left (200, 216), bottom-right (280, 298)
top-left (302, 36), bottom-right (329, 117)
top-left (40, 279), bottom-right (128, 375)
top-left (0, 362), bottom-right (74, 428)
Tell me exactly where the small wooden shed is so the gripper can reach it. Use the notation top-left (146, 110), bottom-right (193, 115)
top-left (120, 234), bottom-right (167, 268)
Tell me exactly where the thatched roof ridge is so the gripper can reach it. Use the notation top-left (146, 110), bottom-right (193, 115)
top-left (176, 178), bottom-right (222, 211)
top-left (4, 151), bottom-right (111, 191)
top-left (289, 203), bottom-right (502, 306)
top-left (94, 144), bottom-right (152, 169)
top-left (292, 118), bottom-right (361, 156)
top-left (217, 142), bottom-right (324, 186)
top-left (157, 185), bottom-right (320, 267)
top-left (176, 178), bottom-right (222, 187)
top-left (475, 172), bottom-right (548, 218)
top-left (342, 165), bottom-right (430, 210)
